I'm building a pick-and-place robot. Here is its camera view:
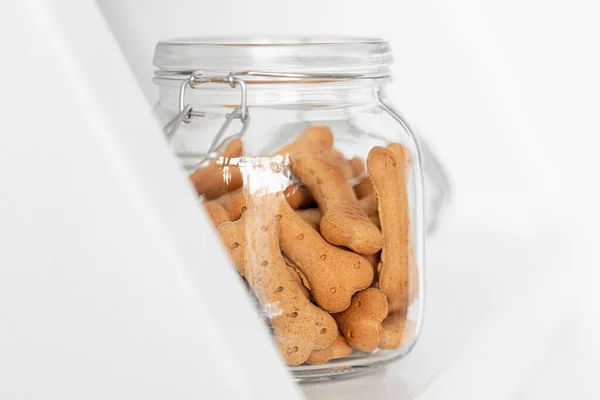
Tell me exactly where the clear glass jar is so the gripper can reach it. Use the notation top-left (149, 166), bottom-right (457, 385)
top-left (153, 37), bottom-right (436, 381)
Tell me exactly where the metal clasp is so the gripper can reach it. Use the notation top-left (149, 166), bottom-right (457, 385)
top-left (163, 71), bottom-right (250, 168)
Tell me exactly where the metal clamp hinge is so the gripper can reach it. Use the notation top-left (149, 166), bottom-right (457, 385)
top-left (163, 71), bottom-right (249, 168)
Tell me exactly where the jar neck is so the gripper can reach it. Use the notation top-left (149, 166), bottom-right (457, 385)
top-left (155, 78), bottom-right (390, 111)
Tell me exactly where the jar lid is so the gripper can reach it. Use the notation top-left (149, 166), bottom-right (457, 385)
top-left (153, 36), bottom-right (393, 79)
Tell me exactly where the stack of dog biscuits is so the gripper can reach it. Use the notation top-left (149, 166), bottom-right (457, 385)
top-left (195, 125), bottom-right (418, 366)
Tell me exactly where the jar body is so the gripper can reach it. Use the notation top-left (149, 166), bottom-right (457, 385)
top-left (153, 37), bottom-right (426, 381)
top-left (155, 89), bottom-right (424, 380)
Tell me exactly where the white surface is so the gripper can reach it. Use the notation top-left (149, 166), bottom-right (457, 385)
top-left (0, 1), bottom-right (301, 399)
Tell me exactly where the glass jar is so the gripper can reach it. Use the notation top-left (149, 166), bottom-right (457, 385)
top-left (153, 37), bottom-right (435, 381)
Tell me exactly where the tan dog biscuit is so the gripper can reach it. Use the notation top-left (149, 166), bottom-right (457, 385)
top-left (189, 139), bottom-right (244, 200)
top-left (379, 311), bottom-right (416, 350)
top-left (295, 208), bottom-right (322, 227)
top-left (279, 199), bottom-right (374, 313)
top-left (296, 204), bottom-right (377, 226)
top-left (358, 194), bottom-right (378, 217)
top-left (349, 157), bottom-right (365, 179)
top-left (354, 178), bottom-right (374, 199)
top-left (216, 219), bottom-right (246, 272)
top-left (284, 184), bottom-right (314, 209)
top-left (386, 143), bottom-right (419, 302)
top-left (370, 215), bottom-right (381, 230)
top-left (333, 288), bottom-right (388, 352)
top-left (273, 125), bottom-right (334, 211)
top-left (208, 183), bottom-right (301, 222)
top-left (387, 143), bottom-right (413, 170)
top-left (203, 202), bottom-right (231, 227)
top-left (350, 154), bottom-right (372, 198)
top-left (271, 125), bottom-right (334, 158)
top-left (328, 149), bottom-right (353, 180)
top-left (301, 219), bottom-right (320, 232)
top-left (306, 332), bottom-right (353, 365)
top-left (362, 252), bottom-right (380, 281)
top-left (208, 188), bottom-right (248, 221)
top-left (218, 138), bottom-right (243, 163)
top-left (207, 180), bottom-right (316, 224)
top-left (367, 146), bottom-right (415, 311)
top-left (284, 256), bottom-right (311, 298)
top-left (217, 203), bottom-right (337, 365)
top-left (292, 156), bottom-right (383, 255)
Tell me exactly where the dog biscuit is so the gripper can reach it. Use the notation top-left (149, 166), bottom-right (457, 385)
top-left (273, 126), bottom-right (337, 210)
top-left (284, 184), bottom-right (315, 209)
top-left (378, 311), bottom-right (416, 350)
top-left (367, 145), bottom-right (415, 311)
top-left (284, 256), bottom-right (311, 298)
top-left (295, 208), bottom-right (322, 227)
top-left (306, 332), bottom-right (353, 365)
top-left (207, 188), bottom-right (248, 221)
top-left (271, 125), bottom-right (334, 158)
top-left (208, 185), bottom-right (304, 222)
top-left (349, 156), bottom-right (365, 179)
top-left (279, 199), bottom-right (374, 313)
top-left (217, 200), bottom-right (337, 365)
top-left (333, 288), bottom-right (388, 352)
top-left (354, 178), bottom-right (374, 199)
top-left (203, 201), bottom-right (231, 227)
top-left (328, 149), bottom-right (354, 180)
top-left (387, 143), bottom-right (419, 303)
top-left (358, 194), bottom-right (378, 217)
top-left (189, 139), bottom-right (244, 200)
top-left (362, 252), bottom-right (381, 281)
top-left (292, 156), bottom-right (383, 255)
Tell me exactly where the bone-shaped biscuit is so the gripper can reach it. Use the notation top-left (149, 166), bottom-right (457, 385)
top-left (354, 178), bottom-right (374, 199)
top-left (278, 199), bottom-right (374, 313)
top-left (387, 143), bottom-right (413, 170)
top-left (349, 156), bottom-right (365, 179)
top-left (306, 332), bottom-right (353, 365)
top-left (349, 154), bottom-right (374, 199)
top-left (189, 139), bottom-right (244, 200)
top-left (271, 125), bottom-right (334, 158)
top-left (357, 194), bottom-right (378, 218)
top-left (295, 208), bottom-right (322, 227)
top-left (203, 201), bottom-right (231, 227)
top-left (207, 188), bottom-right (248, 221)
top-left (205, 131), bottom-right (326, 221)
top-left (283, 256), bottom-right (311, 298)
top-left (362, 252), bottom-right (380, 281)
top-left (283, 184), bottom-right (314, 209)
top-left (367, 145), bottom-right (415, 312)
top-left (386, 143), bottom-right (419, 303)
top-left (333, 288), bottom-right (388, 352)
top-left (272, 125), bottom-right (334, 209)
top-left (328, 149), bottom-right (354, 180)
top-left (296, 207), bottom-right (379, 234)
top-left (217, 200), bottom-right (337, 365)
top-left (378, 311), bottom-right (416, 350)
top-left (206, 184), bottom-right (314, 223)
top-left (292, 156), bottom-right (383, 255)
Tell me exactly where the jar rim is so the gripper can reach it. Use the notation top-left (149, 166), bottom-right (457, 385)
top-left (153, 36), bottom-right (393, 79)
top-left (158, 36), bottom-right (387, 46)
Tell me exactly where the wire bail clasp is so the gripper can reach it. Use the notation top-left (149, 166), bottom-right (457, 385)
top-left (162, 71), bottom-right (250, 168)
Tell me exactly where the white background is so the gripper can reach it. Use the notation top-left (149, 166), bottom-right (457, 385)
top-left (98, 0), bottom-right (600, 398)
